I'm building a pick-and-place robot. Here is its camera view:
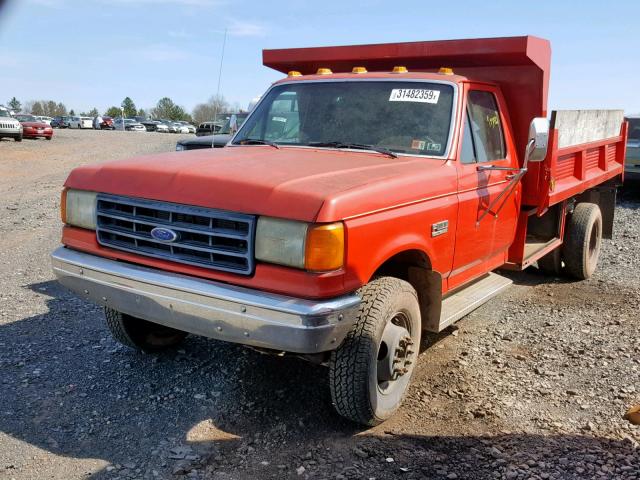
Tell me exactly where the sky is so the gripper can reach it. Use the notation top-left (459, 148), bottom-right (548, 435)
top-left (0, 0), bottom-right (638, 115)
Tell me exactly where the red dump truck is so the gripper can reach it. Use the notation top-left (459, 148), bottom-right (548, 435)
top-left (52, 36), bottom-right (627, 425)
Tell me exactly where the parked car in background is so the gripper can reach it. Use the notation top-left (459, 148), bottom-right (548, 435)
top-left (176, 121), bottom-right (196, 134)
top-left (69, 116), bottom-right (93, 129)
top-left (14, 114), bottom-right (53, 140)
top-left (35, 116), bottom-right (53, 125)
top-left (140, 120), bottom-right (158, 132)
top-left (113, 118), bottom-right (146, 132)
top-left (155, 122), bottom-right (170, 133)
top-left (176, 113), bottom-right (248, 151)
top-left (140, 120), bottom-right (170, 133)
top-left (625, 116), bottom-right (640, 181)
top-left (51, 116), bottom-right (71, 128)
top-left (172, 122), bottom-right (190, 134)
top-left (0, 105), bottom-right (23, 141)
top-left (196, 120), bottom-right (223, 136)
top-left (94, 116), bottom-right (115, 130)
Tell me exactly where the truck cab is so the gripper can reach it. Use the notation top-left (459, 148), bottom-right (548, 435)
top-left (52, 36), bottom-right (626, 426)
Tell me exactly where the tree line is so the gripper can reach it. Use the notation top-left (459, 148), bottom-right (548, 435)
top-left (6, 95), bottom-right (238, 125)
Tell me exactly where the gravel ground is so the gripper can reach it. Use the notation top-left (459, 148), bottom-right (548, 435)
top-left (0, 129), bottom-right (639, 480)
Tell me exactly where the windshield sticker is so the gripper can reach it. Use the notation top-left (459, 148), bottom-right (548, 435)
top-left (272, 116), bottom-right (287, 123)
top-left (426, 143), bottom-right (441, 152)
top-left (411, 140), bottom-right (426, 150)
top-left (389, 89), bottom-right (440, 104)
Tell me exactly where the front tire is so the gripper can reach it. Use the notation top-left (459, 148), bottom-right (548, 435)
top-left (104, 307), bottom-right (188, 352)
top-left (15, 134), bottom-right (22, 142)
top-left (562, 203), bottom-right (602, 280)
top-left (329, 277), bottom-right (421, 426)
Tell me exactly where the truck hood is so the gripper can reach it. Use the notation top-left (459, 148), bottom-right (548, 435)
top-left (65, 146), bottom-right (455, 222)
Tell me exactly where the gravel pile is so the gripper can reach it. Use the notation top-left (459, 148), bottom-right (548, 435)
top-left (0, 132), bottom-right (638, 479)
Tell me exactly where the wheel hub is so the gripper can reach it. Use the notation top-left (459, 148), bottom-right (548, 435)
top-left (377, 321), bottom-right (415, 383)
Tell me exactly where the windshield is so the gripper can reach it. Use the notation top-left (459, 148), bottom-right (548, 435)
top-left (16, 115), bottom-right (36, 122)
top-left (627, 118), bottom-right (640, 141)
top-left (233, 81), bottom-right (455, 156)
top-left (0, 107), bottom-right (11, 118)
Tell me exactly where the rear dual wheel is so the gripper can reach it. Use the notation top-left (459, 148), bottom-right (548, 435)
top-left (537, 202), bottom-right (603, 280)
top-left (329, 277), bottom-right (421, 426)
top-left (562, 203), bottom-right (602, 280)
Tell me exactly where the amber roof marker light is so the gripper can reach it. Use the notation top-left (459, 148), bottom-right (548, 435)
top-left (438, 67), bottom-right (454, 75)
top-left (288, 70), bottom-right (302, 77)
top-left (316, 68), bottom-right (333, 75)
top-left (352, 66), bottom-right (368, 74)
top-left (391, 66), bottom-right (408, 73)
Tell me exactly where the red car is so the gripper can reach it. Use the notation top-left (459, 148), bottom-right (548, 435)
top-left (15, 114), bottom-right (53, 140)
top-left (96, 116), bottom-right (115, 130)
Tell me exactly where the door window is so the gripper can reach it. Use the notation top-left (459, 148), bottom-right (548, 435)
top-left (466, 91), bottom-right (505, 162)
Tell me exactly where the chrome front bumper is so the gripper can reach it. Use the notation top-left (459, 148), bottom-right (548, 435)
top-left (51, 247), bottom-right (361, 353)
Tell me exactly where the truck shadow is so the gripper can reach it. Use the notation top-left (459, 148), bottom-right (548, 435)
top-left (1, 280), bottom-right (637, 478)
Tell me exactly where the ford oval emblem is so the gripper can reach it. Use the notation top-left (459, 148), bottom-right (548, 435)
top-left (150, 227), bottom-right (179, 243)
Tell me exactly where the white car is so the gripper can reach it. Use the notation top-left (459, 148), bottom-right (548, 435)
top-left (69, 116), bottom-right (93, 129)
top-left (35, 116), bottom-right (53, 125)
top-left (176, 122), bottom-right (196, 134)
top-left (114, 118), bottom-right (146, 132)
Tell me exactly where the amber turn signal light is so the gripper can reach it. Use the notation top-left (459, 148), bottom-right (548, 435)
top-left (60, 187), bottom-right (68, 223)
top-left (305, 223), bottom-right (345, 271)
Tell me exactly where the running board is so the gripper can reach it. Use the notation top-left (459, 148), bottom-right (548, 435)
top-left (437, 273), bottom-right (512, 332)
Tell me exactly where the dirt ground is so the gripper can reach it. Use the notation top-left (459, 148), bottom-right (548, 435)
top-left (1, 129), bottom-right (639, 480)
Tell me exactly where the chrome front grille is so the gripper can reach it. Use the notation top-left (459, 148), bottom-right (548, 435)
top-left (96, 194), bottom-right (256, 275)
top-left (0, 122), bottom-right (18, 129)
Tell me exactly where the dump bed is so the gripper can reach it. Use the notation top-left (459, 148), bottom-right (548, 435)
top-left (525, 110), bottom-right (627, 212)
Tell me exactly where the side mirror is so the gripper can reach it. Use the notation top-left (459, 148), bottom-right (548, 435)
top-left (526, 117), bottom-right (550, 163)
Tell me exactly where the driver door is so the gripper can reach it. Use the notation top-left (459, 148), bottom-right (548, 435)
top-left (449, 85), bottom-right (519, 289)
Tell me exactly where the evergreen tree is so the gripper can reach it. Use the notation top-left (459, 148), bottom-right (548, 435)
top-left (121, 97), bottom-right (137, 118)
top-left (7, 97), bottom-right (21, 112)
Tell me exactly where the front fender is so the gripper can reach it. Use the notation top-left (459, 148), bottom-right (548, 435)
top-left (342, 195), bottom-right (457, 291)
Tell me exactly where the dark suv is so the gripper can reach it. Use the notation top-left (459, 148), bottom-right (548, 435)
top-left (51, 116), bottom-right (71, 128)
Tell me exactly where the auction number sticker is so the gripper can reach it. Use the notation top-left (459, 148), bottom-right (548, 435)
top-left (389, 88), bottom-right (440, 104)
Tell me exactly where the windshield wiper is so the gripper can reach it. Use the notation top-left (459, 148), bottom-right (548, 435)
top-left (307, 141), bottom-right (398, 158)
top-left (237, 138), bottom-right (280, 149)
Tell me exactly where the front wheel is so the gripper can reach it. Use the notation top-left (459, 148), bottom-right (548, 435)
top-left (329, 277), bottom-right (421, 426)
top-left (15, 134), bottom-right (22, 142)
top-left (104, 307), bottom-right (188, 352)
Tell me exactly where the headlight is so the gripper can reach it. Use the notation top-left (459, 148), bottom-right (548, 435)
top-left (61, 188), bottom-right (98, 229)
top-left (255, 217), bottom-right (344, 271)
top-left (176, 144), bottom-right (185, 151)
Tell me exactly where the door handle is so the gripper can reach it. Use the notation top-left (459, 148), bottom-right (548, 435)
top-left (505, 174), bottom-right (517, 180)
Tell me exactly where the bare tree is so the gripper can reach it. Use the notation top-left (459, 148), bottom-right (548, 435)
top-left (191, 95), bottom-right (230, 125)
